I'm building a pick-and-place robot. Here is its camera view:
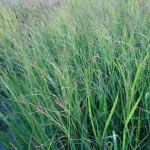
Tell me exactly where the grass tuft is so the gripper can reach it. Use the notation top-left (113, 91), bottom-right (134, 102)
top-left (0, 0), bottom-right (150, 149)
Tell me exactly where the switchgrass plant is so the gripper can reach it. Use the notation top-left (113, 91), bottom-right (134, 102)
top-left (0, 0), bottom-right (150, 149)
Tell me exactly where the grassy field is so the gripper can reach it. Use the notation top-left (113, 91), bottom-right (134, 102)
top-left (0, 0), bottom-right (150, 149)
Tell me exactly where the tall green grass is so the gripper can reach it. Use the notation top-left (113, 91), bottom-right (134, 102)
top-left (0, 0), bottom-right (150, 149)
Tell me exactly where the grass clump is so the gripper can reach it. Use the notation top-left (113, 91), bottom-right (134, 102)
top-left (0, 0), bottom-right (150, 149)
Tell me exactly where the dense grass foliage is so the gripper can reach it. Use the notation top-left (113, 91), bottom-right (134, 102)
top-left (0, 0), bottom-right (150, 149)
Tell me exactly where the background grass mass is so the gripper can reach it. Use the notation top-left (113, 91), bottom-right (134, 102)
top-left (0, 0), bottom-right (150, 149)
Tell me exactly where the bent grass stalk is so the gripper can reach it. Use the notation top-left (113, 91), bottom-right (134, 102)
top-left (102, 93), bottom-right (118, 141)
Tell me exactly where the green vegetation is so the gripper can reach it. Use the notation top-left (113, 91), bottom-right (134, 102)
top-left (0, 0), bottom-right (150, 149)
